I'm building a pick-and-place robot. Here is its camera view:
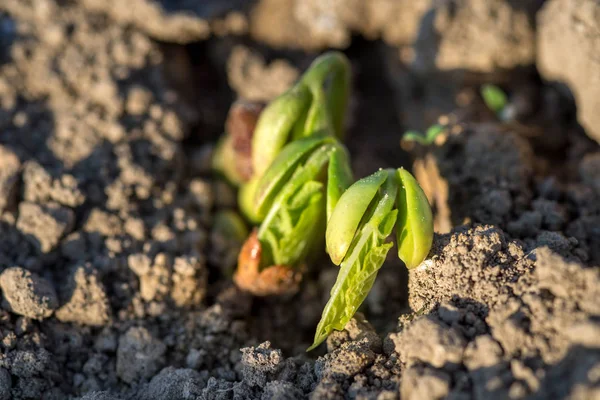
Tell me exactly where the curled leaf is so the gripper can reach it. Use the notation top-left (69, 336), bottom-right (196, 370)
top-left (396, 168), bottom-right (434, 269)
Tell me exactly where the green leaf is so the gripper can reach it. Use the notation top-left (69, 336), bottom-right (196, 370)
top-left (310, 171), bottom-right (399, 350)
top-left (425, 124), bottom-right (444, 143)
top-left (325, 169), bottom-right (388, 265)
top-left (481, 84), bottom-right (507, 115)
top-left (403, 125), bottom-right (444, 146)
top-left (256, 142), bottom-right (336, 268)
top-left (258, 181), bottom-right (325, 268)
top-left (396, 168), bottom-right (434, 269)
top-left (326, 144), bottom-right (353, 222)
top-left (251, 85), bottom-right (312, 178)
top-left (254, 136), bottom-right (332, 220)
top-left (402, 130), bottom-right (429, 145)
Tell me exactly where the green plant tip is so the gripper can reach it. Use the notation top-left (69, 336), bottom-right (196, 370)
top-left (481, 84), bottom-right (508, 115)
top-left (402, 124), bottom-right (444, 146)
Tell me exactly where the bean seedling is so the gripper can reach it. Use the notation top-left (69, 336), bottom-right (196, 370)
top-left (215, 51), bottom-right (434, 349)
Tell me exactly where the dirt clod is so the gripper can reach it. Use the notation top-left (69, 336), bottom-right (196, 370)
top-left (55, 266), bottom-right (111, 326)
top-left (538, 0), bottom-right (600, 143)
top-left (0, 267), bottom-right (58, 320)
top-left (17, 202), bottom-right (75, 254)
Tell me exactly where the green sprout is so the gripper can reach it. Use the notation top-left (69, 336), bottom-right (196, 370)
top-left (231, 52), bottom-right (354, 294)
top-left (238, 52), bottom-right (350, 223)
top-left (309, 167), bottom-right (433, 350)
top-left (402, 124), bottom-right (445, 146)
top-left (481, 84), bottom-right (508, 116)
top-left (216, 51), bottom-right (434, 348)
top-left (252, 136), bottom-right (352, 270)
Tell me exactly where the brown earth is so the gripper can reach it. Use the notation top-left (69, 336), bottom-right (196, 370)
top-left (0, 0), bottom-right (598, 399)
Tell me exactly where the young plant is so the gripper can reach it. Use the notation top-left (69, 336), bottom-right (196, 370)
top-left (232, 52), bottom-right (354, 295)
top-left (481, 84), bottom-right (508, 116)
top-left (309, 168), bottom-right (433, 350)
top-left (402, 124), bottom-right (445, 146)
top-left (217, 51), bottom-right (434, 347)
top-left (237, 52), bottom-right (350, 223)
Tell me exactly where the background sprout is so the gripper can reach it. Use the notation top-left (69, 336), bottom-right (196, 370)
top-left (310, 167), bottom-right (433, 350)
top-left (402, 124), bottom-right (445, 146)
top-left (481, 84), bottom-right (508, 116)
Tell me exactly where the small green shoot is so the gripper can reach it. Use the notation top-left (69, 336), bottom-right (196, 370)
top-left (402, 124), bottom-right (444, 146)
top-left (481, 84), bottom-right (508, 116)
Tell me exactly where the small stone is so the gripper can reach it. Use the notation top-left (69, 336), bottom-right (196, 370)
top-left (240, 342), bottom-right (283, 387)
top-left (327, 313), bottom-right (382, 353)
top-left (438, 302), bottom-right (461, 325)
top-left (315, 340), bottom-right (376, 381)
top-left (126, 86), bottom-right (153, 116)
top-left (188, 179), bottom-right (214, 210)
top-left (0, 267), bottom-right (58, 319)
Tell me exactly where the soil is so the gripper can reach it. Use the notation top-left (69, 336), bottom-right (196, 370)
top-left (0, 1), bottom-right (598, 400)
